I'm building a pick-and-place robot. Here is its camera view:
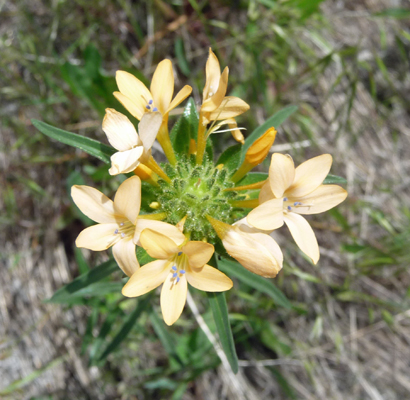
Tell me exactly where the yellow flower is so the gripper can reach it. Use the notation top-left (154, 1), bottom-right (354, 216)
top-left (114, 60), bottom-right (192, 120)
top-left (102, 109), bottom-right (162, 175)
top-left (122, 228), bottom-right (233, 326)
top-left (71, 176), bottom-right (185, 277)
top-left (247, 153), bottom-right (348, 264)
top-left (201, 48), bottom-right (250, 143)
top-left (206, 216), bottom-right (283, 278)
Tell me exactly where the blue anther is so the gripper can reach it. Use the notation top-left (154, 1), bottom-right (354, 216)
top-left (176, 277), bottom-right (180, 283)
top-left (146, 105), bottom-right (151, 110)
top-left (294, 202), bottom-right (298, 206)
top-left (287, 206), bottom-right (292, 211)
top-left (121, 232), bottom-right (126, 238)
top-left (179, 270), bottom-right (185, 274)
top-left (148, 99), bottom-right (153, 105)
top-left (152, 107), bottom-right (158, 112)
top-left (171, 266), bottom-right (177, 271)
top-left (172, 273), bottom-right (178, 278)
top-left (178, 252), bottom-right (182, 256)
top-left (283, 197), bottom-right (288, 201)
top-left (114, 229), bottom-right (119, 234)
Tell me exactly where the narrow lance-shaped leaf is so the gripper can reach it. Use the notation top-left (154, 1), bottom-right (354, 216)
top-left (32, 119), bottom-right (115, 164)
top-left (240, 105), bottom-right (298, 165)
top-left (207, 254), bottom-right (239, 373)
top-left (46, 259), bottom-right (118, 304)
top-left (218, 257), bottom-right (291, 309)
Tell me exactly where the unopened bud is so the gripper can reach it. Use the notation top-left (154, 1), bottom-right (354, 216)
top-left (245, 127), bottom-right (277, 165)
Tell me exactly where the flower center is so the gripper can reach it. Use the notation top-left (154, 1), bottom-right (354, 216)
top-left (144, 98), bottom-right (158, 112)
top-left (282, 197), bottom-right (311, 213)
top-left (168, 251), bottom-right (187, 285)
top-left (113, 221), bottom-right (134, 239)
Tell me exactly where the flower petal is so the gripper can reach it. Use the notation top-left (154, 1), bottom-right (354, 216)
top-left (76, 223), bottom-right (119, 251)
top-left (71, 185), bottom-right (117, 223)
top-left (287, 154), bottom-right (332, 198)
top-left (150, 59), bottom-right (174, 114)
top-left (290, 184), bottom-right (348, 215)
top-left (223, 228), bottom-right (283, 278)
top-left (113, 176), bottom-right (141, 224)
top-left (269, 153), bottom-right (295, 198)
top-left (160, 273), bottom-right (187, 325)
top-left (134, 219), bottom-right (186, 246)
top-left (122, 259), bottom-right (169, 297)
top-left (112, 237), bottom-right (139, 277)
top-left (187, 264), bottom-right (233, 292)
top-left (138, 111), bottom-right (163, 151)
top-left (166, 85), bottom-right (193, 113)
top-left (259, 181), bottom-right (275, 204)
top-left (228, 119), bottom-right (244, 144)
top-left (207, 96), bottom-right (249, 121)
top-left (113, 92), bottom-right (144, 120)
top-left (201, 67), bottom-right (229, 112)
top-left (183, 241), bottom-right (215, 269)
top-left (116, 71), bottom-right (152, 118)
top-left (102, 109), bottom-right (141, 151)
top-left (109, 146), bottom-right (144, 175)
top-left (203, 48), bottom-right (221, 102)
top-left (139, 229), bottom-right (179, 260)
top-left (247, 198), bottom-right (284, 231)
top-left (284, 212), bottom-right (319, 264)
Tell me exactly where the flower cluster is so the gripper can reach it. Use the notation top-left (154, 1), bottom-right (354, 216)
top-left (72, 49), bottom-right (347, 325)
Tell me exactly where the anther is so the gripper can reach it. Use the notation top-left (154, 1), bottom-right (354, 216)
top-left (179, 270), bottom-right (185, 275)
top-left (114, 229), bottom-right (119, 234)
top-left (294, 202), bottom-right (298, 206)
top-left (283, 197), bottom-right (288, 201)
top-left (121, 232), bottom-right (126, 238)
top-left (146, 105), bottom-right (151, 110)
top-left (176, 277), bottom-right (180, 283)
top-left (148, 99), bottom-right (153, 105)
top-left (172, 266), bottom-right (177, 271)
top-left (287, 206), bottom-right (292, 211)
top-left (120, 222), bottom-right (124, 226)
top-left (178, 252), bottom-right (182, 256)
top-left (152, 107), bottom-right (158, 112)
top-left (172, 273), bottom-right (178, 278)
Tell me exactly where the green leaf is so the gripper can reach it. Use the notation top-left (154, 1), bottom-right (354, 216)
top-left (240, 105), bottom-right (298, 165)
top-left (218, 258), bottom-right (291, 309)
top-left (217, 143), bottom-right (242, 171)
top-left (175, 37), bottom-right (191, 76)
top-left (47, 259), bottom-right (118, 304)
top-left (373, 8), bottom-right (410, 19)
top-left (237, 172), bottom-right (268, 186)
top-left (32, 119), bottom-right (115, 164)
top-left (207, 291), bottom-right (238, 373)
top-left (170, 97), bottom-right (199, 156)
top-left (149, 309), bottom-right (184, 366)
top-left (98, 296), bottom-right (151, 361)
top-left (323, 174), bottom-right (347, 185)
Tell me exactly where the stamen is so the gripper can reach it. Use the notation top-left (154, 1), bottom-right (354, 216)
top-left (178, 252), bottom-right (182, 256)
top-left (146, 105), bottom-right (151, 110)
top-left (121, 232), bottom-right (125, 238)
top-left (148, 99), bottom-right (153, 105)
top-left (287, 206), bottom-right (292, 211)
top-left (152, 107), bottom-right (158, 112)
top-left (172, 273), bottom-right (178, 278)
top-left (294, 202), bottom-right (298, 206)
top-left (176, 277), bottom-right (180, 283)
top-left (120, 222), bottom-right (124, 226)
top-left (114, 229), bottom-right (119, 234)
top-left (283, 197), bottom-right (288, 201)
top-left (171, 266), bottom-right (177, 271)
top-left (179, 270), bottom-right (185, 274)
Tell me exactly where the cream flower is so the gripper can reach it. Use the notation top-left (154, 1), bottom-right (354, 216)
top-left (102, 109), bottom-right (162, 175)
top-left (122, 228), bottom-right (233, 326)
top-left (71, 176), bottom-right (185, 277)
top-left (201, 48), bottom-right (250, 143)
top-left (114, 60), bottom-right (192, 120)
top-left (207, 216), bottom-right (283, 278)
top-left (247, 153), bottom-right (348, 264)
